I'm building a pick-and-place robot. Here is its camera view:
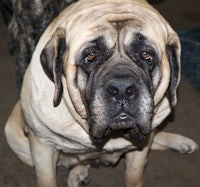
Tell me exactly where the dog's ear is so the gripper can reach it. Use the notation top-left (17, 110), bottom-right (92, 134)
top-left (166, 33), bottom-right (181, 107)
top-left (40, 28), bottom-right (67, 107)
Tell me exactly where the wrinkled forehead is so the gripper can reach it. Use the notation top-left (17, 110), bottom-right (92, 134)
top-left (65, 2), bottom-right (168, 52)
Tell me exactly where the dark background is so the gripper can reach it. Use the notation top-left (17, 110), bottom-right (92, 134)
top-left (0, 0), bottom-right (200, 186)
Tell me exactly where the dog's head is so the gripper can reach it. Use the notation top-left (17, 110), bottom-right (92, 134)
top-left (40, 0), bottom-right (180, 142)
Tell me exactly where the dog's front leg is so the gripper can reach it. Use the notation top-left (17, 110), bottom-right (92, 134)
top-left (28, 129), bottom-right (59, 187)
top-left (151, 131), bottom-right (198, 153)
top-left (125, 134), bottom-right (153, 187)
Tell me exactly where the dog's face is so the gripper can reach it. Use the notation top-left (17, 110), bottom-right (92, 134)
top-left (76, 24), bottom-right (156, 141)
top-left (40, 1), bottom-right (180, 142)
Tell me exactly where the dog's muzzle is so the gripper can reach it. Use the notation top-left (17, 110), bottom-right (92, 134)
top-left (88, 65), bottom-right (154, 142)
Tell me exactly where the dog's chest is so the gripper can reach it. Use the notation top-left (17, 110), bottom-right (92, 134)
top-left (40, 122), bottom-right (136, 154)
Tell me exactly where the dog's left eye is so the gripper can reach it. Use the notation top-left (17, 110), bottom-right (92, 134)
top-left (85, 52), bottom-right (98, 64)
top-left (140, 51), bottom-right (153, 61)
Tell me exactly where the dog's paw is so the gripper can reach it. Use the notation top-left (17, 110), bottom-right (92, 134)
top-left (67, 165), bottom-right (90, 187)
top-left (172, 135), bottom-right (199, 154)
top-left (79, 177), bottom-right (90, 187)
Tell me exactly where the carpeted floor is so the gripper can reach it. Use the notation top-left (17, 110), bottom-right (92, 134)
top-left (0, 0), bottom-right (200, 187)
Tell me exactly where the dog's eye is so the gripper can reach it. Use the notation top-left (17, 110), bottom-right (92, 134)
top-left (85, 52), bottom-right (98, 64)
top-left (140, 51), bottom-right (153, 61)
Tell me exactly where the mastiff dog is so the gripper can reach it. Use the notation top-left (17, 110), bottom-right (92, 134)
top-left (5, 0), bottom-right (198, 186)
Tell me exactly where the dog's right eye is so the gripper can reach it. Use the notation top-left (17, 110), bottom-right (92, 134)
top-left (140, 51), bottom-right (153, 61)
top-left (84, 52), bottom-right (98, 65)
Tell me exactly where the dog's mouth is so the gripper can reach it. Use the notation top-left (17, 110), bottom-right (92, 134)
top-left (91, 126), bottom-right (149, 144)
top-left (115, 112), bottom-right (133, 121)
top-left (89, 112), bottom-right (151, 143)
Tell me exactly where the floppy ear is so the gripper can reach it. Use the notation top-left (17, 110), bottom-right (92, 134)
top-left (166, 33), bottom-right (181, 107)
top-left (40, 28), bottom-right (67, 107)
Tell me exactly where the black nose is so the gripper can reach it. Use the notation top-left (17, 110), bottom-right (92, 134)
top-left (106, 78), bottom-right (135, 100)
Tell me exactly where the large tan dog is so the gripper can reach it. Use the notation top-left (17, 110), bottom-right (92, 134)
top-left (5, 0), bottom-right (198, 186)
